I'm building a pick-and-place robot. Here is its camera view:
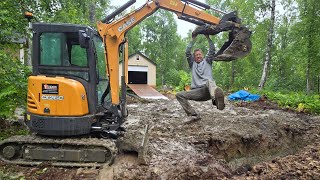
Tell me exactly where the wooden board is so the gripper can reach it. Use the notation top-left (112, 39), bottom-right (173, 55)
top-left (127, 84), bottom-right (168, 100)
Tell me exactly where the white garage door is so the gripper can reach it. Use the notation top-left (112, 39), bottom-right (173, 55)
top-left (128, 66), bottom-right (148, 72)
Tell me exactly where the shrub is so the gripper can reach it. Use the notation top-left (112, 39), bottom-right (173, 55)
top-left (176, 70), bottom-right (191, 92)
top-left (0, 51), bottom-right (30, 119)
top-left (251, 88), bottom-right (320, 115)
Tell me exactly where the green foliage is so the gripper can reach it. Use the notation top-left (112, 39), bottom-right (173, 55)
top-left (204, 0), bottom-right (320, 94)
top-left (140, 10), bottom-right (185, 85)
top-left (30, 0), bottom-right (110, 26)
top-left (176, 70), bottom-right (191, 91)
top-left (126, 26), bottom-right (142, 55)
top-left (0, 170), bottom-right (25, 180)
top-left (250, 89), bottom-right (320, 114)
top-left (165, 69), bottom-right (181, 87)
top-left (0, 0), bottom-right (110, 30)
top-left (0, 51), bottom-right (30, 119)
top-left (0, 0), bottom-right (29, 42)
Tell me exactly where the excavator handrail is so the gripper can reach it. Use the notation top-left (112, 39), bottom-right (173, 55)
top-left (101, 0), bottom-right (137, 23)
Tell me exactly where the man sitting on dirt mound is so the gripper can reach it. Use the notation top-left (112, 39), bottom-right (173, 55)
top-left (176, 33), bottom-right (225, 121)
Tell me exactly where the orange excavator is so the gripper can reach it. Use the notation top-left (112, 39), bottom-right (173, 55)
top-left (0, 0), bottom-right (251, 166)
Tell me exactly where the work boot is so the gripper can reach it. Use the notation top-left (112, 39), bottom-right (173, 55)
top-left (214, 87), bottom-right (225, 110)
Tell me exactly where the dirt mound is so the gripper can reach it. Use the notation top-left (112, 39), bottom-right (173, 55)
top-left (99, 98), bottom-right (320, 179)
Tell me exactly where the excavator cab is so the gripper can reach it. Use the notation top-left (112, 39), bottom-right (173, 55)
top-left (26, 23), bottom-right (124, 137)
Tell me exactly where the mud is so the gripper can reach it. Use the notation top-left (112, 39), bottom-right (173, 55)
top-left (1, 97), bottom-right (320, 179)
top-left (99, 98), bottom-right (320, 179)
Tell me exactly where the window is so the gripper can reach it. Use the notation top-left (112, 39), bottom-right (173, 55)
top-left (94, 36), bottom-right (110, 103)
top-left (40, 33), bottom-right (62, 66)
top-left (40, 33), bottom-right (88, 67)
top-left (94, 36), bottom-right (107, 80)
top-left (39, 32), bottom-right (89, 80)
top-left (71, 45), bottom-right (87, 66)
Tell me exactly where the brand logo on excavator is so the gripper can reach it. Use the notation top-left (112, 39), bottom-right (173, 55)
top-left (118, 17), bottom-right (135, 32)
top-left (42, 84), bottom-right (59, 94)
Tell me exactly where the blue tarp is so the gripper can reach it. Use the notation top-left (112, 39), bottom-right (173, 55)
top-left (228, 90), bottom-right (260, 101)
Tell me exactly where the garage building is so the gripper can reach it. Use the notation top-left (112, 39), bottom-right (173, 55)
top-left (119, 51), bottom-right (156, 87)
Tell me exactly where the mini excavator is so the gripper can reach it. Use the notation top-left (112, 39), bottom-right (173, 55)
top-left (0, 0), bottom-right (251, 167)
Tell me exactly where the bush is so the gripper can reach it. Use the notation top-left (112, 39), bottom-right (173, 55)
top-left (165, 69), bottom-right (181, 87)
top-left (0, 51), bottom-right (30, 119)
top-left (250, 88), bottom-right (320, 114)
top-left (175, 70), bottom-right (191, 92)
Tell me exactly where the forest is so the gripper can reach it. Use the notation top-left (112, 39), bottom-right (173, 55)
top-left (0, 0), bottom-right (320, 120)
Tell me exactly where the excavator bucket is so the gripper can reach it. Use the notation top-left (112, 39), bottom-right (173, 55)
top-left (116, 123), bottom-right (150, 165)
top-left (192, 12), bottom-right (252, 61)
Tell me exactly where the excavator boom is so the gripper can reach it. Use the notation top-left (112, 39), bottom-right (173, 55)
top-left (97, 0), bottom-right (252, 106)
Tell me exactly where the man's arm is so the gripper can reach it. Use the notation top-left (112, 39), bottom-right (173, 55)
top-left (204, 35), bottom-right (215, 64)
top-left (186, 36), bottom-right (196, 68)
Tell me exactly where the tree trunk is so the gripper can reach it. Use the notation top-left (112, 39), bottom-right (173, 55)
top-left (306, 59), bottom-right (311, 93)
top-left (306, 2), bottom-right (315, 94)
top-left (258, 0), bottom-right (275, 90)
top-left (279, 17), bottom-right (288, 86)
top-left (231, 61), bottom-right (235, 88)
top-left (89, 1), bottom-right (96, 25)
top-left (162, 73), bottom-right (165, 86)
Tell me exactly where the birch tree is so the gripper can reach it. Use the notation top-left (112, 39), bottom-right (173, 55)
top-left (258, 0), bottom-right (276, 90)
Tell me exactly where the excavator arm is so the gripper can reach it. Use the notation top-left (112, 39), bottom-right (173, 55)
top-left (97, 0), bottom-right (251, 106)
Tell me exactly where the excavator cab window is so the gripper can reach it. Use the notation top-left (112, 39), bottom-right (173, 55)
top-left (93, 35), bottom-right (110, 104)
top-left (39, 32), bottom-right (89, 80)
top-left (40, 33), bottom-right (63, 66)
top-left (71, 45), bottom-right (87, 66)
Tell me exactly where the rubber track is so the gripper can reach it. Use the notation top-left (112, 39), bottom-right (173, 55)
top-left (0, 135), bottom-right (117, 167)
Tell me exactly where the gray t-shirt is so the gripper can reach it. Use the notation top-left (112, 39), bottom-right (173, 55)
top-left (186, 39), bottom-right (215, 89)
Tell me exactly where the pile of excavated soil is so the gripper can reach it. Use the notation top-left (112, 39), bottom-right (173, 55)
top-left (99, 98), bottom-right (320, 179)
